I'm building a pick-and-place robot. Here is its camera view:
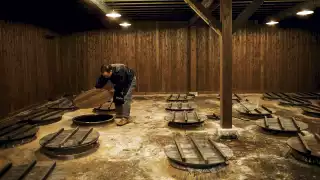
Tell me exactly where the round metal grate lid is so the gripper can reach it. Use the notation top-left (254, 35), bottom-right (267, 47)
top-left (256, 117), bottom-right (308, 133)
top-left (165, 135), bottom-right (233, 169)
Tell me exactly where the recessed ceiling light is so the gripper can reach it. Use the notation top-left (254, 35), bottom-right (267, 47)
top-left (120, 22), bottom-right (131, 27)
top-left (266, 20), bottom-right (279, 26)
top-left (106, 10), bottom-right (121, 18)
top-left (296, 10), bottom-right (314, 16)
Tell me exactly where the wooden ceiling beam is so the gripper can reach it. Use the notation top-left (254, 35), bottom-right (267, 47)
top-left (189, 0), bottom-right (219, 25)
top-left (233, 0), bottom-right (264, 33)
top-left (185, 0), bottom-right (221, 35)
top-left (266, 0), bottom-right (320, 21)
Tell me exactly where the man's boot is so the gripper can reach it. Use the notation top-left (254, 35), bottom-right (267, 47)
top-left (116, 118), bottom-right (130, 126)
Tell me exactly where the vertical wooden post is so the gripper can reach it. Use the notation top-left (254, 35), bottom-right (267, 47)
top-left (220, 0), bottom-right (232, 128)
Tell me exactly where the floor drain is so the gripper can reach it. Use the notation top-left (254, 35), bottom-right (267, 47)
top-left (39, 128), bottom-right (100, 160)
top-left (72, 114), bottom-right (115, 125)
top-left (166, 111), bottom-right (205, 127)
top-left (164, 135), bottom-right (233, 169)
top-left (0, 159), bottom-right (56, 180)
top-left (165, 102), bottom-right (194, 111)
top-left (287, 133), bottom-right (320, 165)
top-left (0, 121), bottom-right (39, 148)
top-left (256, 117), bottom-right (308, 133)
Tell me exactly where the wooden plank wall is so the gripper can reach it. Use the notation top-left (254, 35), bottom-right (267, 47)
top-left (61, 25), bottom-right (320, 93)
top-left (62, 27), bottom-right (190, 92)
top-left (1, 22), bottom-right (320, 117)
top-left (0, 21), bottom-right (77, 117)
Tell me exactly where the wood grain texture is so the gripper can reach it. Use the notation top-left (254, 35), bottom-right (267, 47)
top-left (59, 25), bottom-right (320, 93)
top-left (220, 0), bottom-right (233, 128)
top-left (61, 26), bottom-right (189, 92)
top-left (0, 21), bottom-right (69, 117)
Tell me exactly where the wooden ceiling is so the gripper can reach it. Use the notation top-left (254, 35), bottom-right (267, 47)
top-left (105, 0), bottom-right (308, 21)
top-left (0, 0), bottom-right (319, 33)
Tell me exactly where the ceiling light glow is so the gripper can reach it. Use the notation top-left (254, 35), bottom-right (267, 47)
top-left (266, 20), bottom-right (279, 25)
top-left (106, 10), bottom-right (121, 18)
top-left (120, 22), bottom-right (131, 27)
top-left (296, 10), bottom-right (314, 16)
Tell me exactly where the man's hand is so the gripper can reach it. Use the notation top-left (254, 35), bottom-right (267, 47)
top-left (113, 91), bottom-right (125, 105)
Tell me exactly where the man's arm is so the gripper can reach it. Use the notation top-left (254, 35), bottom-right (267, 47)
top-left (95, 75), bottom-right (109, 89)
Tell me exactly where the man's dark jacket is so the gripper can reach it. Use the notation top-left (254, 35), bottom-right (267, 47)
top-left (95, 64), bottom-right (135, 95)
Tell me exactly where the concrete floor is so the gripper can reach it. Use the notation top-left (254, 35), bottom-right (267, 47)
top-left (1, 94), bottom-right (320, 180)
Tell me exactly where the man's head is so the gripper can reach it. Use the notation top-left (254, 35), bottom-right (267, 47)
top-left (101, 64), bottom-right (113, 77)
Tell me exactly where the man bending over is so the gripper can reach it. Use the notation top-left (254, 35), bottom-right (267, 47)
top-left (95, 64), bottom-right (136, 126)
